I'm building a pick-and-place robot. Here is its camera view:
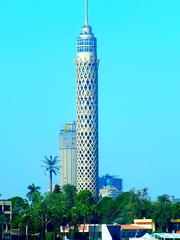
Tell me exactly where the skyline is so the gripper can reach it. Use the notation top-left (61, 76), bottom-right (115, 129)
top-left (0, 0), bottom-right (180, 199)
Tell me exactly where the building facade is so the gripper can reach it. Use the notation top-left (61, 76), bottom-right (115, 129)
top-left (75, 0), bottom-right (99, 194)
top-left (60, 122), bottom-right (77, 187)
top-left (99, 186), bottom-right (122, 199)
top-left (99, 174), bottom-right (123, 191)
top-left (0, 200), bottom-right (12, 240)
top-left (99, 174), bottom-right (123, 198)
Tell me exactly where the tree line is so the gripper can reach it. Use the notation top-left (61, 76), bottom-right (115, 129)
top-left (8, 185), bottom-right (180, 240)
top-left (1, 156), bottom-right (179, 239)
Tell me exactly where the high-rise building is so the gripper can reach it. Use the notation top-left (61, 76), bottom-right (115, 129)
top-left (99, 174), bottom-right (123, 192)
top-left (75, 0), bottom-right (99, 194)
top-left (60, 122), bottom-right (77, 187)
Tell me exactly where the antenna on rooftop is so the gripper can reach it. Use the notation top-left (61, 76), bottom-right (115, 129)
top-left (85, 0), bottom-right (89, 26)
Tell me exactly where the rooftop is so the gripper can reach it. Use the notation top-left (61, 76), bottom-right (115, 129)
top-left (153, 233), bottom-right (180, 239)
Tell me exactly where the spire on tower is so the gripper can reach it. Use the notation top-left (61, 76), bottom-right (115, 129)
top-left (85, 0), bottom-right (88, 26)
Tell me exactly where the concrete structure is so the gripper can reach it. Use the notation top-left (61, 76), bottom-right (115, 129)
top-left (170, 219), bottom-right (180, 233)
top-left (61, 224), bottom-right (121, 240)
top-left (134, 219), bottom-right (155, 232)
top-left (152, 233), bottom-right (180, 240)
top-left (0, 200), bottom-right (12, 239)
top-left (121, 219), bottom-right (155, 239)
top-left (75, 0), bottom-right (99, 194)
top-left (100, 186), bottom-right (122, 199)
top-left (99, 174), bottom-right (123, 191)
top-left (169, 196), bottom-right (180, 203)
top-left (60, 122), bottom-right (77, 187)
top-left (99, 174), bottom-right (123, 198)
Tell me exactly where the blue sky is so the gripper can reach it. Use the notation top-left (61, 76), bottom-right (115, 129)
top-left (0, 0), bottom-right (180, 199)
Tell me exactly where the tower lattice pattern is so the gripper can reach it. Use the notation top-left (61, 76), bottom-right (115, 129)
top-left (75, 55), bottom-right (99, 194)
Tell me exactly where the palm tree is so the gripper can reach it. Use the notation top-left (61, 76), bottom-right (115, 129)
top-left (26, 183), bottom-right (41, 202)
top-left (42, 155), bottom-right (59, 193)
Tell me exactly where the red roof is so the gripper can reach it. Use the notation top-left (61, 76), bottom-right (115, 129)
top-left (121, 224), bottom-right (152, 230)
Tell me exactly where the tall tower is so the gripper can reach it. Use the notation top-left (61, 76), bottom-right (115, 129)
top-left (75, 0), bottom-right (99, 194)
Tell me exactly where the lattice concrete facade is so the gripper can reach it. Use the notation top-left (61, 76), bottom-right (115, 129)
top-left (75, 18), bottom-right (99, 194)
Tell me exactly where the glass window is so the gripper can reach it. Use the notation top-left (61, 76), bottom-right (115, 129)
top-left (4, 205), bottom-right (10, 211)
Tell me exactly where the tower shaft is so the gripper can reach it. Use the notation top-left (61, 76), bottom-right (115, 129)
top-left (75, 1), bottom-right (99, 195)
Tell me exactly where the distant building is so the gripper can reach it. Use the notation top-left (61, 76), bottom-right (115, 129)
top-left (0, 200), bottom-right (12, 239)
top-left (100, 186), bottom-right (121, 198)
top-left (99, 174), bottom-right (123, 198)
top-left (174, 198), bottom-right (180, 203)
top-left (99, 174), bottom-right (123, 191)
top-left (60, 122), bottom-right (77, 187)
top-left (169, 196), bottom-right (180, 203)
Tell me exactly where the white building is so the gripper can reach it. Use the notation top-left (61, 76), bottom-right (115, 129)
top-left (100, 186), bottom-right (122, 199)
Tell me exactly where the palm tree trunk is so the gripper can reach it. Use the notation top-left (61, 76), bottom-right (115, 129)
top-left (50, 170), bottom-right (52, 192)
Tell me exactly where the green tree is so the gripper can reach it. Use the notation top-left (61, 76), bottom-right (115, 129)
top-left (37, 192), bottom-right (66, 239)
top-left (133, 188), bottom-right (152, 219)
top-left (60, 184), bottom-right (77, 231)
top-left (8, 196), bottom-right (29, 229)
top-left (0, 214), bottom-right (6, 240)
top-left (74, 190), bottom-right (100, 240)
top-left (53, 184), bottom-right (61, 194)
top-left (27, 184), bottom-right (41, 203)
top-left (62, 184), bottom-right (76, 209)
top-left (75, 190), bottom-right (99, 224)
top-left (42, 155), bottom-right (59, 193)
top-left (172, 202), bottom-right (180, 219)
top-left (23, 202), bottom-right (43, 240)
top-left (113, 191), bottom-right (137, 224)
top-left (98, 197), bottom-right (115, 223)
top-left (152, 194), bottom-right (173, 232)
top-left (111, 189), bottom-right (152, 224)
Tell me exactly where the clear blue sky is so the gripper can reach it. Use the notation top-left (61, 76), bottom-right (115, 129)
top-left (0, 0), bottom-right (180, 200)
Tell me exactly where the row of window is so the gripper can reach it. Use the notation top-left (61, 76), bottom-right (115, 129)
top-left (77, 46), bottom-right (96, 52)
top-left (77, 38), bottom-right (96, 46)
top-left (0, 205), bottom-right (11, 211)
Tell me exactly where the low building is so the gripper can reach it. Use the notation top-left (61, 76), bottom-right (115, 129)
top-left (170, 219), bottom-right (180, 233)
top-left (134, 219), bottom-right (155, 232)
top-left (0, 200), bottom-right (12, 240)
top-left (121, 219), bottom-right (155, 239)
top-left (152, 233), bottom-right (180, 240)
top-left (61, 224), bottom-right (121, 240)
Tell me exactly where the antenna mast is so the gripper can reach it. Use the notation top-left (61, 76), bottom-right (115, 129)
top-left (85, 0), bottom-right (88, 26)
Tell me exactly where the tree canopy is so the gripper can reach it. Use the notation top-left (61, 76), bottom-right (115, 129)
top-left (6, 185), bottom-right (180, 240)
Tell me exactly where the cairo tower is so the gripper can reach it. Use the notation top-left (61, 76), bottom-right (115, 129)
top-left (75, 0), bottom-right (99, 194)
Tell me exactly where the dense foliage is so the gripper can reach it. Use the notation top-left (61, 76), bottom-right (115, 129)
top-left (7, 185), bottom-right (180, 239)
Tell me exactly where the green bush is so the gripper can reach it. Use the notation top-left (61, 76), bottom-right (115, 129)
top-left (46, 232), bottom-right (54, 240)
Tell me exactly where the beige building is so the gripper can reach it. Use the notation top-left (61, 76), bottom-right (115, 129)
top-left (60, 122), bottom-right (77, 187)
